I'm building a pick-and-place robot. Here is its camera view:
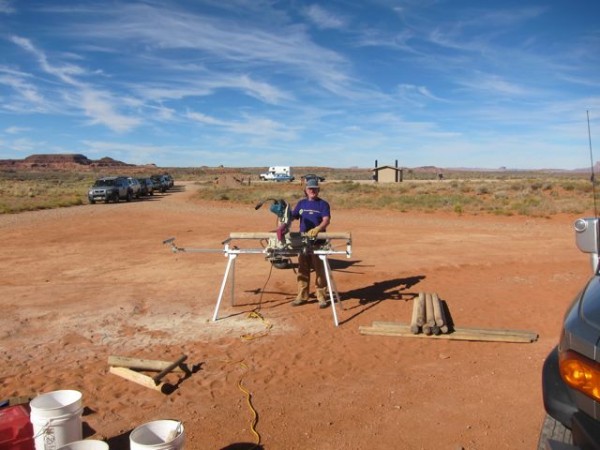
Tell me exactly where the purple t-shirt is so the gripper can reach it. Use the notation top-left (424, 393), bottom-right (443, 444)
top-left (292, 197), bottom-right (331, 232)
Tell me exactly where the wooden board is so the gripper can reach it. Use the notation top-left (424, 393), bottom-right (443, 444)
top-left (108, 355), bottom-right (186, 373)
top-left (361, 322), bottom-right (538, 343)
top-left (109, 366), bottom-right (165, 391)
top-left (372, 321), bottom-right (538, 339)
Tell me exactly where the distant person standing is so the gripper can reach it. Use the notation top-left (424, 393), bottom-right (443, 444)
top-left (291, 178), bottom-right (331, 308)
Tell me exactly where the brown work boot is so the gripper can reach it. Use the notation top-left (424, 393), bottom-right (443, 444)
top-left (291, 298), bottom-right (307, 307)
top-left (316, 287), bottom-right (327, 301)
top-left (296, 279), bottom-right (309, 305)
top-left (317, 291), bottom-right (328, 309)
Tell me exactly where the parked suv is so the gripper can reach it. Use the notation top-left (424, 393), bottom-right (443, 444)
top-left (138, 178), bottom-right (154, 196)
top-left (88, 177), bottom-right (132, 203)
top-left (126, 177), bottom-right (142, 198)
top-left (539, 217), bottom-right (600, 449)
top-left (150, 174), bottom-right (168, 193)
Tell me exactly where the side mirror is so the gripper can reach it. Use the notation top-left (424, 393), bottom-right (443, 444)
top-left (574, 218), bottom-right (600, 273)
top-left (574, 218), bottom-right (599, 254)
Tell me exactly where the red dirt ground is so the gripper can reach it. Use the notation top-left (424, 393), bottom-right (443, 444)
top-left (0, 181), bottom-right (591, 449)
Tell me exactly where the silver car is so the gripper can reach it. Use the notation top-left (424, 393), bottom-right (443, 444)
top-left (539, 217), bottom-right (600, 449)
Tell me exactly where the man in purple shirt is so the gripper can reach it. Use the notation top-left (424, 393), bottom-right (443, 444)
top-left (291, 178), bottom-right (331, 308)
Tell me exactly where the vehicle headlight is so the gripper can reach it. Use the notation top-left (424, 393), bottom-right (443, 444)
top-left (559, 349), bottom-right (600, 402)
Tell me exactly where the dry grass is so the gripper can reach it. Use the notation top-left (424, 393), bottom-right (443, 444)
top-left (0, 168), bottom-right (596, 217)
top-left (0, 171), bottom-right (94, 214)
top-left (192, 176), bottom-right (595, 217)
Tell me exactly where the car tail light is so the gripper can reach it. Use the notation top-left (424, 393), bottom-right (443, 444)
top-left (559, 349), bottom-right (600, 402)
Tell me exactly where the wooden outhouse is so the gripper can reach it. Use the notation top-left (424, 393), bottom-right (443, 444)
top-left (372, 160), bottom-right (403, 183)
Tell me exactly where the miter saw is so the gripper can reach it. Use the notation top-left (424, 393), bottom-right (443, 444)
top-left (163, 198), bottom-right (352, 326)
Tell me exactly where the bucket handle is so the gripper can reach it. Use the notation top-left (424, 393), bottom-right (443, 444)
top-left (32, 407), bottom-right (84, 439)
top-left (165, 421), bottom-right (183, 443)
top-left (33, 420), bottom-right (56, 450)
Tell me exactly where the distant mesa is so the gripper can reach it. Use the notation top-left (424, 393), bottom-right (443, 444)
top-left (0, 153), bottom-right (142, 170)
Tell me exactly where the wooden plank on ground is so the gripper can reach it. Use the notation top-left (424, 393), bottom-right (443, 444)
top-left (362, 323), bottom-right (538, 343)
top-left (109, 366), bottom-right (165, 391)
top-left (372, 321), bottom-right (538, 339)
top-left (108, 355), bottom-right (186, 373)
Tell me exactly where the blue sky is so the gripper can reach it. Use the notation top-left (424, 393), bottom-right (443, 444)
top-left (0, 0), bottom-right (599, 169)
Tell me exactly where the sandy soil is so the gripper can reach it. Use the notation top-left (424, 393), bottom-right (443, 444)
top-left (0, 181), bottom-right (592, 450)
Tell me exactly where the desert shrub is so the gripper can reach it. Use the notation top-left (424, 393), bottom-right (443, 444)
top-left (332, 181), bottom-right (361, 193)
top-left (476, 185), bottom-right (490, 195)
top-left (530, 182), bottom-right (543, 191)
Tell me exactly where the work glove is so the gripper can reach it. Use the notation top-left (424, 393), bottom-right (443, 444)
top-left (307, 228), bottom-right (320, 238)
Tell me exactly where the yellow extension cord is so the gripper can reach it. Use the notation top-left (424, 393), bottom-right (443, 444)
top-left (240, 310), bottom-right (273, 341)
top-left (225, 310), bottom-right (272, 447)
top-left (235, 360), bottom-right (261, 447)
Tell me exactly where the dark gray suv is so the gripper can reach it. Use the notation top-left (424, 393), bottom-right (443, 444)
top-left (88, 176), bottom-right (132, 204)
top-left (539, 217), bottom-right (600, 449)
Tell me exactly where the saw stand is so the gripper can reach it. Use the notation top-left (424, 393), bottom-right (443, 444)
top-left (164, 232), bottom-right (352, 326)
top-left (211, 232), bottom-right (352, 327)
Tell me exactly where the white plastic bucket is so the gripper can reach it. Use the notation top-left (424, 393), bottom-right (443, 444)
top-left (129, 420), bottom-right (184, 450)
top-left (30, 390), bottom-right (83, 450)
top-left (57, 440), bottom-right (109, 450)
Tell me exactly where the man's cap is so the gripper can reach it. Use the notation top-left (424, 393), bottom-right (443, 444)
top-left (306, 178), bottom-right (320, 189)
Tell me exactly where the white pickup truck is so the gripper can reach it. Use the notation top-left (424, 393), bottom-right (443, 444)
top-left (260, 166), bottom-right (293, 181)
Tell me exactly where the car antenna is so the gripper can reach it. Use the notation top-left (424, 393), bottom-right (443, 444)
top-left (587, 110), bottom-right (597, 218)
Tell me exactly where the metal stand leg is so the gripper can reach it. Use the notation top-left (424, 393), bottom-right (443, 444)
top-left (212, 254), bottom-right (237, 321)
top-left (319, 255), bottom-right (340, 327)
top-left (230, 255), bottom-right (235, 306)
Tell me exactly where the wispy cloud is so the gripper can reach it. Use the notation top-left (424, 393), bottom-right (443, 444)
top-left (63, 3), bottom-right (358, 98)
top-left (187, 110), bottom-right (297, 140)
top-left (456, 72), bottom-right (532, 97)
top-left (396, 84), bottom-right (446, 105)
top-left (80, 89), bottom-right (141, 132)
top-left (0, 0), bottom-right (15, 14)
top-left (4, 126), bottom-right (30, 134)
top-left (304, 5), bottom-right (347, 30)
top-left (0, 72), bottom-right (46, 107)
top-left (9, 36), bottom-right (141, 132)
top-left (10, 36), bottom-right (86, 86)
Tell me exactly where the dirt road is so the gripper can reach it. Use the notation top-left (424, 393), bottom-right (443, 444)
top-left (0, 181), bottom-right (590, 449)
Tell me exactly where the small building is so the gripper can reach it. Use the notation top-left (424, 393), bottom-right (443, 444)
top-left (372, 160), bottom-right (403, 183)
